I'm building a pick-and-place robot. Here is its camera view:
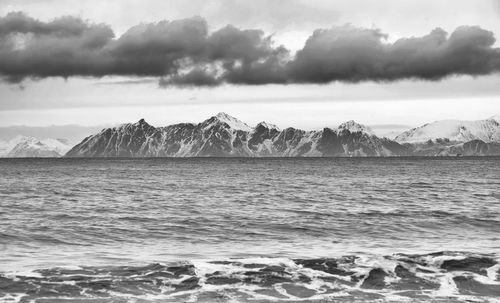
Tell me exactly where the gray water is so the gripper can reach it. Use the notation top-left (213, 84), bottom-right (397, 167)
top-left (1, 158), bottom-right (499, 302)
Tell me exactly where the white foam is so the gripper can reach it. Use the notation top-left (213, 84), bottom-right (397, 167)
top-left (471, 271), bottom-right (500, 285)
top-left (486, 263), bottom-right (500, 281)
top-left (0, 293), bottom-right (23, 303)
top-left (432, 273), bottom-right (459, 297)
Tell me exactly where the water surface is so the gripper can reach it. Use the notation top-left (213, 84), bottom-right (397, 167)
top-left (1, 158), bottom-right (499, 302)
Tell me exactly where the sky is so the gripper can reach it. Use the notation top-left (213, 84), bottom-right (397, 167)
top-left (1, 0), bottom-right (500, 141)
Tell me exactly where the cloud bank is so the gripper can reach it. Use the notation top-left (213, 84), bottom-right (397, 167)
top-left (1, 12), bottom-right (500, 86)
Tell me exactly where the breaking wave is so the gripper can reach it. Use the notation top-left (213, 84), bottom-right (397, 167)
top-left (1, 251), bottom-right (499, 302)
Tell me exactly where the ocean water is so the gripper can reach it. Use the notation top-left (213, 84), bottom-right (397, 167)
top-left (0, 157), bottom-right (499, 302)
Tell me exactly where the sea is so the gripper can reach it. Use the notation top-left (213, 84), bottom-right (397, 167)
top-left (0, 158), bottom-right (499, 302)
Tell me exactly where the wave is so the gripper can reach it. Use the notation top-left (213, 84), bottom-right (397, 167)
top-left (1, 251), bottom-right (499, 302)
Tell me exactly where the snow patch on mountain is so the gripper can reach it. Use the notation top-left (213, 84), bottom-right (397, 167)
top-left (0, 136), bottom-right (33, 156)
top-left (256, 121), bottom-right (280, 131)
top-left (395, 119), bottom-right (500, 143)
top-left (337, 120), bottom-right (375, 136)
top-left (0, 136), bottom-right (27, 156)
top-left (40, 138), bottom-right (72, 154)
top-left (211, 112), bottom-right (252, 131)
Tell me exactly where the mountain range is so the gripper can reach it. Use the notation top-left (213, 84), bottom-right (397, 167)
top-left (2, 114), bottom-right (499, 158)
top-left (64, 113), bottom-right (500, 157)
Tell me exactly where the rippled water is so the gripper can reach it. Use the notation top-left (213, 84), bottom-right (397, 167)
top-left (1, 158), bottom-right (499, 302)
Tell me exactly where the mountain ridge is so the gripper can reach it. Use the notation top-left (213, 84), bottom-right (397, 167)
top-left (66, 113), bottom-right (407, 157)
top-left (65, 113), bottom-right (500, 157)
top-left (4, 114), bottom-right (498, 158)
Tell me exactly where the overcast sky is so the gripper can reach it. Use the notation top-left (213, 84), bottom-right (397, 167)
top-left (1, 0), bottom-right (500, 137)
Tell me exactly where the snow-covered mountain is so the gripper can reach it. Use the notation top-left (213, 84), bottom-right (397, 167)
top-left (0, 136), bottom-right (72, 157)
top-left (210, 112), bottom-right (253, 131)
top-left (395, 118), bottom-right (500, 144)
top-left (407, 139), bottom-right (500, 156)
top-left (338, 120), bottom-right (375, 136)
top-left (66, 113), bottom-right (409, 157)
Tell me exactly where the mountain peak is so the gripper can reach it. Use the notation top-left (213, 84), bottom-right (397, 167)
top-left (132, 118), bottom-right (151, 127)
top-left (256, 121), bottom-right (280, 131)
top-left (208, 112), bottom-right (252, 131)
top-left (215, 112), bottom-right (235, 120)
top-left (337, 120), bottom-right (375, 135)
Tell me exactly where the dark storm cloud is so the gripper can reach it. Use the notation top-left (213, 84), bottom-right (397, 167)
top-left (159, 25), bottom-right (290, 86)
top-left (1, 12), bottom-right (500, 86)
top-left (287, 25), bottom-right (500, 83)
top-left (106, 17), bottom-right (208, 76)
top-left (0, 12), bottom-right (114, 82)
